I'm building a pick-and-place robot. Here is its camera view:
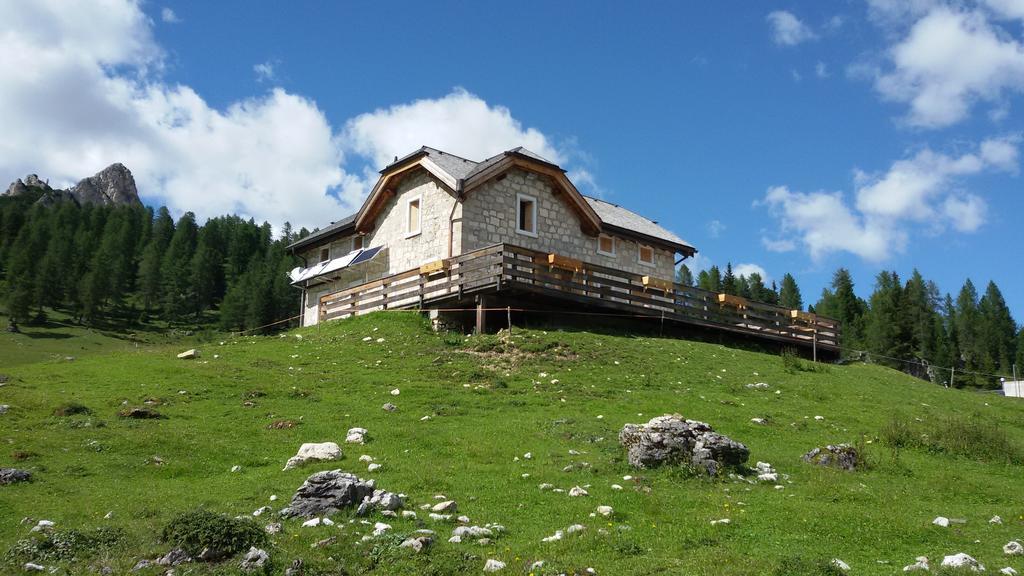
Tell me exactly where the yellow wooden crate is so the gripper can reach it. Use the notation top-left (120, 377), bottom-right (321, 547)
top-left (547, 253), bottom-right (583, 272)
top-left (790, 309), bottom-right (816, 323)
top-left (642, 275), bottom-right (673, 292)
top-left (419, 259), bottom-right (448, 275)
top-left (718, 293), bottom-right (748, 308)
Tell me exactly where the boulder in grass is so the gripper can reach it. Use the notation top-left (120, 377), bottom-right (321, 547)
top-left (177, 349), bottom-right (199, 359)
top-left (0, 468), bottom-right (32, 485)
top-left (283, 442), bottom-right (342, 471)
top-left (280, 470), bottom-right (382, 518)
top-left (619, 414), bottom-right (749, 476)
top-left (802, 444), bottom-right (861, 471)
top-left (239, 547), bottom-right (269, 572)
top-left (941, 553), bottom-right (984, 572)
top-left (120, 407), bottom-right (163, 419)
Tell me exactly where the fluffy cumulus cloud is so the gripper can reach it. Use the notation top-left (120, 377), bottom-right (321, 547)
top-left (0, 0), bottom-right (576, 231)
top-left (761, 137), bottom-right (1018, 261)
top-left (342, 89), bottom-right (563, 169)
top-left (767, 11), bottom-right (817, 46)
top-left (869, 1), bottom-right (1024, 127)
top-left (734, 263), bottom-right (770, 282)
top-left (160, 7), bottom-right (179, 23)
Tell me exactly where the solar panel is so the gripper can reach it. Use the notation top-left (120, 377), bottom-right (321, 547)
top-left (350, 245), bottom-right (382, 266)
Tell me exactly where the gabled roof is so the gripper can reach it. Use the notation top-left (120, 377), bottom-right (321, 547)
top-left (585, 196), bottom-right (695, 255)
top-left (290, 146), bottom-right (696, 255)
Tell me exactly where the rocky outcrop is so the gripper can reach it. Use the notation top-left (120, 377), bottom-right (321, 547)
top-left (619, 414), bottom-right (749, 475)
top-left (280, 470), bottom-right (402, 518)
top-left (802, 444), bottom-right (861, 471)
top-left (68, 163), bottom-right (140, 206)
top-left (3, 164), bottom-right (141, 207)
top-left (0, 468), bottom-right (32, 485)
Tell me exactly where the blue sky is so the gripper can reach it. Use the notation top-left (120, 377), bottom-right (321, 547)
top-left (1, 1), bottom-right (1022, 316)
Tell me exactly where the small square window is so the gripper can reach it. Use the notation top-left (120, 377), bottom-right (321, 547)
top-left (638, 244), bottom-right (655, 266)
top-left (406, 196), bottom-right (421, 237)
top-left (319, 247), bottom-right (330, 263)
top-left (353, 235), bottom-right (364, 251)
top-left (516, 193), bottom-right (537, 237)
top-left (597, 234), bottom-right (615, 256)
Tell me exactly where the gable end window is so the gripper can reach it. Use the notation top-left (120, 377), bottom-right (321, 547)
top-left (352, 235), bottom-right (364, 251)
top-left (319, 247), bottom-right (330, 263)
top-left (516, 193), bottom-right (538, 237)
top-left (405, 195), bottom-right (422, 238)
top-left (638, 244), bottom-right (655, 266)
top-left (597, 234), bottom-right (615, 257)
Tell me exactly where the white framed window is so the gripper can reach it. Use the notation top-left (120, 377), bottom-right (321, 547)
top-left (516, 193), bottom-right (538, 237)
top-left (405, 194), bottom-right (422, 238)
top-left (319, 247), bottom-right (330, 263)
top-left (597, 234), bottom-right (616, 257)
top-left (637, 244), bottom-right (655, 266)
top-left (352, 235), bottom-right (364, 251)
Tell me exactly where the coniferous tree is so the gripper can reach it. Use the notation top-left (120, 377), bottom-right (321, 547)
top-left (864, 271), bottom-right (911, 366)
top-left (3, 227), bottom-right (37, 326)
top-left (138, 207), bottom-right (175, 312)
top-left (722, 263), bottom-right (738, 296)
top-left (744, 273), bottom-right (768, 302)
top-left (707, 266), bottom-right (722, 293)
top-left (161, 212), bottom-right (198, 321)
top-left (955, 279), bottom-right (982, 385)
top-left (697, 270), bottom-right (713, 291)
top-left (978, 281), bottom-right (1016, 378)
top-left (676, 264), bottom-right (694, 287)
top-left (778, 273), bottom-right (802, 310)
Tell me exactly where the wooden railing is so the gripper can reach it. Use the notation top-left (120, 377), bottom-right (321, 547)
top-left (319, 243), bottom-right (840, 350)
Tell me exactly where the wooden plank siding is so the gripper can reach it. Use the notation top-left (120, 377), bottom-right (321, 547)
top-left (317, 243), bottom-right (840, 350)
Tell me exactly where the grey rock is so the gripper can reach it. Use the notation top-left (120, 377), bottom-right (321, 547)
top-left (68, 163), bottom-right (140, 206)
top-left (239, 547), bottom-right (269, 572)
top-left (284, 559), bottom-right (304, 576)
top-left (802, 444), bottom-right (861, 471)
top-left (399, 535), bottom-right (433, 553)
top-left (619, 414), bottom-right (749, 475)
top-left (131, 559), bottom-right (152, 571)
top-left (280, 470), bottom-right (379, 518)
top-left (156, 548), bottom-right (190, 566)
top-left (382, 403), bottom-right (397, 412)
top-left (0, 468), bottom-right (31, 485)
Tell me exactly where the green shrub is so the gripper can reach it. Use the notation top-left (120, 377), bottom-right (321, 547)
top-left (5, 527), bottom-right (125, 563)
top-left (881, 414), bottom-right (1023, 464)
top-left (53, 402), bottom-right (91, 417)
top-left (772, 556), bottom-right (847, 576)
top-left (161, 510), bottom-right (267, 559)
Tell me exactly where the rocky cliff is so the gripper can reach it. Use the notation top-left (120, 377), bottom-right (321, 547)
top-left (3, 163), bottom-right (142, 207)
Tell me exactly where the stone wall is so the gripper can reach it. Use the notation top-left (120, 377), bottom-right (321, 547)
top-left (363, 168), bottom-right (460, 273)
top-left (461, 168), bottom-right (676, 279)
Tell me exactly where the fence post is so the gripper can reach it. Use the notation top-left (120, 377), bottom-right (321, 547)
top-left (949, 366), bottom-right (954, 388)
top-left (812, 331), bottom-right (817, 363)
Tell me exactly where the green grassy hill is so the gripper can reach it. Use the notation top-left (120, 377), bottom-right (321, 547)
top-left (1, 313), bottom-right (1022, 575)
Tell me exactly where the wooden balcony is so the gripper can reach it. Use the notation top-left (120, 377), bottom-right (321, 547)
top-left (318, 243), bottom-right (840, 352)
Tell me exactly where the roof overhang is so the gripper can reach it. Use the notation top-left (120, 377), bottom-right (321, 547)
top-left (462, 152), bottom-right (602, 236)
top-left (602, 223), bottom-right (697, 257)
top-left (354, 155), bottom-right (461, 234)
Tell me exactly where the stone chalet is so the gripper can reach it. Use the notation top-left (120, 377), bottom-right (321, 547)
top-left (287, 145), bottom-right (839, 354)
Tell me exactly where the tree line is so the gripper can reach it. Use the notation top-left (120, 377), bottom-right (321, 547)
top-left (0, 190), bottom-right (309, 333)
top-left (677, 263), bottom-right (1023, 388)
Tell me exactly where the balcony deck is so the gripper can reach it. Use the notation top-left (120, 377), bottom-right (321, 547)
top-left (318, 243), bottom-right (840, 353)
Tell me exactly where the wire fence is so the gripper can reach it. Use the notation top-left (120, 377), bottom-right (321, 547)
top-left (244, 305), bottom-right (1019, 384)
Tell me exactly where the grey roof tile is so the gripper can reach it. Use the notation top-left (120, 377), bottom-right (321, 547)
top-left (584, 195), bottom-right (693, 251)
top-left (291, 146), bottom-right (694, 254)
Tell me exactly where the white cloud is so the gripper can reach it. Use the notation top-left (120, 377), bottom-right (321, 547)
top-left (873, 6), bottom-right (1024, 127)
top-left (707, 219), bottom-right (725, 238)
top-left (762, 237), bottom-right (797, 252)
top-left (342, 89), bottom-right (563, 170)
top-left (761, 138), bottom-right (1018, 261)
top-left (0, 1), bottom-right (577, 231)
top-left (767, 11), bottom-right (817, 46)
top-left (160, 7), bottom-right (179, 23)
top-left (253, 61), bottom-right (276, 83)
top-left (815, 61), bottom-right (829, 78)
top-left (734, 263), bottom-right (770, 282)
top-left (943, 194), bottom-right (987, 231)
top-left (791, 69), bottom-right (803, 82)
